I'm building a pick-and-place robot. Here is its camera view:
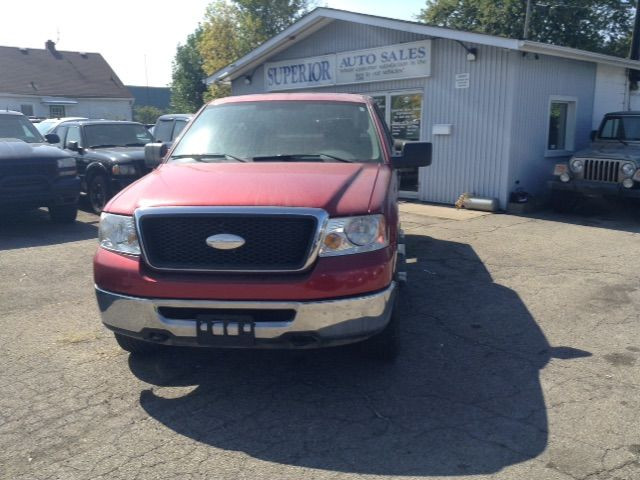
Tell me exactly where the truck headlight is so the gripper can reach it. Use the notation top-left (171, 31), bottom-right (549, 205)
top-left (99, 213), bottom-right (140, 255)
top-left (56, 157), bottom-right (76, 176)
top-left (112, 164), bottom-right (137, 176)
top-left (570, 159), bottom-right (584, 173)
top-left (319, 214), bottom-right (388, 257)
top-left (621, 162), bottom-right (636, 178)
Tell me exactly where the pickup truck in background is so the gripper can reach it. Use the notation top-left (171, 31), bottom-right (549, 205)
top-left (94, 93), bottom-right (432, 361)
top-left (550, 111), bottom-right (640, 211)
top-left (0, 110), bottom-right (79, 223)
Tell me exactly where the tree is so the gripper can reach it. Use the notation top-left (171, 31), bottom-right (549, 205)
top-left (418, 0), bottom-right (634, 57)
top-left (133, 105), bottom-right (164, 125)
top-left (170, 27), bottom-right (207, 113)
top-left (198, 0), bottom-right (313, 100)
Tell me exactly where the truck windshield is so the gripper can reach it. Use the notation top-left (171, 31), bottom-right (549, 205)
top-left (84, 124), bottom-right (154, 148)
top-left (599, 116), bottom-right (640, 141)
top-left (170, 101), bottom-right (382, 163)
top-left (0, 115), bottom-right (46, 143)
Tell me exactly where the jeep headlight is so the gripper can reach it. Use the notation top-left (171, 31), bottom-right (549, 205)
top-left (112, 164), bottom-right (137, 176)
top-left (621, 162), bottom-right (636, 178)
top-left (319, 215), bottom-right (388, 257)
top-left (99, 213), bottom-right (140, 255)
top-left (570, 158), bottom-right (584, 173)
top-left (56, 157), bottom-right (76, 176)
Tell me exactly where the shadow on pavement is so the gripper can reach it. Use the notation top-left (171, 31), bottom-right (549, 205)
top-left (523, 197), bottom-right (640, 234)
top-left (0, 208), bottom-right (98, 251)
top-left (128, 234), bottom-right (591, 476)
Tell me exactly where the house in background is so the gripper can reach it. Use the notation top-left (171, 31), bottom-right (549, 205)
top-left (0, 40), bottom-right (132, 120)
top-left (127, 85), bottom-right (171, 112)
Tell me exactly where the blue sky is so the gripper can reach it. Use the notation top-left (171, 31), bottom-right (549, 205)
top-left (2, 0), bottom-right (427, 87)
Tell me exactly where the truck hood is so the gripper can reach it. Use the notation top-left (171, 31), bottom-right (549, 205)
top-left (85, 147), bottom-right (145, 164)
top-left (0, 140), bottom-right (70, 161)
top-left (106, 162), bottom-right (388, 217)
top-left (574, 143), bottom-right (640, 163)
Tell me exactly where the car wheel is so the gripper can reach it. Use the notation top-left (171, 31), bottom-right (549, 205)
top-left (88, 174), bottom-right (109, 214)
top-left (48, 204), bottom-right (78, 224)
top-left (551, 190), bottom-right (579, 213)
top-left (114, 333), bottom-right (160, 355)
top-left (359, 296), bottom-right (400, 363)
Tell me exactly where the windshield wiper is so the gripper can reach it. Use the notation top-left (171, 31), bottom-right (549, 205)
top-left (616, 136), bottom-right (629, 146)
top-left (125, 142), bottom-right (147, 147)
top-left (89, 144), bottom-right (117, 149)
top-left (170, 153), bottom-right (248, 163)
top-left (252, 153), bottom-right (351, 163)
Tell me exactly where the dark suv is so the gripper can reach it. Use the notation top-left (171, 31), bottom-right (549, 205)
top-left (51, 120), bottom-right (155, 213)
top-left (151, 114), bottom-right (193, 143)
top-left (0, 111), bottom-right (79, 223)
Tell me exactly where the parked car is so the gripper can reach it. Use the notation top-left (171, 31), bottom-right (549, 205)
top-left (550, 111), bottom-right (640, 211)
top-left (151, 113), bottom-right (193, 143)
top-left (35, 117), bottom-right (88, 135)
top-left (50, 120), bottom-right (155, 213)
top-left (94, 93), bottom-right (432, 360)
top-left (0, 111), bottom-right (80, 223)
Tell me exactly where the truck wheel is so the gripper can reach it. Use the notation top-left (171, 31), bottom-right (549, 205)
top-left (88, 174), bottom-right (109, 214)
top-left (359, 303), bottom-right (400, 363)
top-left (114, 333), bottom-right (160, 355)
top-left (48, 204), bottom-right (78, 224)
top-left (551, 190), bottom-right (579, 213)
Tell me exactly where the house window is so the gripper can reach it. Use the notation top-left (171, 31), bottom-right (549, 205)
top-left (20, 104), bottom-right (34, 117)
top-left (49, 105), bottom-right (66, 118)
top-left (547, 98), bottom-right (576, 154)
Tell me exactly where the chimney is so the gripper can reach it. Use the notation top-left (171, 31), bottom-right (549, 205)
top-left (45, 40), bottom-right (56, 53)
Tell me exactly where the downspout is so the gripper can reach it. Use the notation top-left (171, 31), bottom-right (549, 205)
top-left (628, 0), bottom-right (640, 102)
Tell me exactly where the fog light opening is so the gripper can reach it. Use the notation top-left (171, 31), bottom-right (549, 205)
top-left (560, 172), bottom-right (571, 183)
top-left (622, 178), bottom-right (634, 189)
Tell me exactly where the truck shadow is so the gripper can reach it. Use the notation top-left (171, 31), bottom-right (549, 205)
top-left (128, 234), bottom-right (590, 476)
top-left (0, 208), bottom-right (98, 250)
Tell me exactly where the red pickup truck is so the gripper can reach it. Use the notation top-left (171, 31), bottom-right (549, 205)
top-left (94, 93), bottom-right (431, 360)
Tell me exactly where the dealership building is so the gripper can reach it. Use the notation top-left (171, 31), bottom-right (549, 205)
top-left (207, 8), bottom-right (640, 207)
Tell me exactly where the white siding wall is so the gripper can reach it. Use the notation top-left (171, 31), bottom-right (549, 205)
top-left (593, 64), bottom-right (629, 127)
top-left (506, 52), bottom-right (596, 198)
top-left (0, 94), bottom-right (132, 120)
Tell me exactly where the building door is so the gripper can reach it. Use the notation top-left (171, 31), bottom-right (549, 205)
top-left (371, 92), bottom-right (423, 198)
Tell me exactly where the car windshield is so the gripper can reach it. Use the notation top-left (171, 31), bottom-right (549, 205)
top-left (170, 101), bottom-right (382, 163)
top-left (0, 115), bottom-right (46, 143)
top-left (84, 123), bottom-right (154, 148)
top-left (35, 119), bottom-right (57, 135)
top-left (599, 116), bottom-right (640, 141)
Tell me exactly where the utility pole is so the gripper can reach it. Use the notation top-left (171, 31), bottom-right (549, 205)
top-left (523, 0), bottom-right (533, 40)
top-left (630, 0), bottom-right (640, 89)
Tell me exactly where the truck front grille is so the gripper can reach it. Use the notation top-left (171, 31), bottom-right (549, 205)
top-left (137, 208), bottom-right (323, 272)
top-left (583, 159), bottom-right (620, 183)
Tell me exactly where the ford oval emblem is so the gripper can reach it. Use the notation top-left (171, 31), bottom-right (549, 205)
top-left (205, 234), bottom-right (245, 250)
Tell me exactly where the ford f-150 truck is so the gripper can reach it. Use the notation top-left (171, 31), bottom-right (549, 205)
top-left (94, 93), bottom-right (432, 360)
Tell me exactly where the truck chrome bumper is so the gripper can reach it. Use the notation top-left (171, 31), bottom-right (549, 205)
top-left (95, 283), bottom-right (396, 348)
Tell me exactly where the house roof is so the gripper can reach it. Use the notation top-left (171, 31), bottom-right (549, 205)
top-left (0, 43), bottom-right (132, 99)
top-left (207, 7), bottom-right (640, 85)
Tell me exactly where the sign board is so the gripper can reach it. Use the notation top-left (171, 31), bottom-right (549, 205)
top-left (455, 73), bottom-right (470, 89)
top-left (265, 40), bottom-right (432, 92)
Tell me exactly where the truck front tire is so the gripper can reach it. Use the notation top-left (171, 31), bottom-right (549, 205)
top-left (48, 204), bottom-right (78, 224)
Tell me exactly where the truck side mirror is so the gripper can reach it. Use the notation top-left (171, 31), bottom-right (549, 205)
top-left (67, 141), bottom-right (82, 152)
top-left (590, 130), bottom-right (597, 141)
top-left (145, 142), bottom-right (171, 168)
top-left (44, 133), bottom-right (60, 144)
top-left (391, 142), bottom-right (432, 169)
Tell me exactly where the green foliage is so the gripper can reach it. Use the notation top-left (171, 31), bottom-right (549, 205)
top-left (170, 27), bottom-right (207, 113)
top-left (198, 0), bottom-right (313, 100)
top-left (418, 0), bottom-right (634, 57)
top-left (133, 105), bottom-right (164, 125)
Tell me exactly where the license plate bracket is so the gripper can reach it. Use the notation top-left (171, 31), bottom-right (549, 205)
top-left (196, 314), bottom-right (256, 346)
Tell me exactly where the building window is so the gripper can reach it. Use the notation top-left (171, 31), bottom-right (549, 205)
top-left (20, 104), bottom-right (34, 117)
top-left (547, 97), bottom-right (576, 154)
top-left (49, 105), bottom-right (66, 118)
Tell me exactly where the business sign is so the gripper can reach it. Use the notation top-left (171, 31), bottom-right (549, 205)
top-left (264, 40), bottom-right (431, 91)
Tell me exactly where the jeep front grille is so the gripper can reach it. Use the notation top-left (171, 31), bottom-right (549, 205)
top-left (583, 159), bottom-right (620, 183)
top-left (136, 207), bottom-right (327, 273)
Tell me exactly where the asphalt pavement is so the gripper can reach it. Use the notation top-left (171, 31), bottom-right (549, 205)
top-left (0, 201), bottom-right (638, 480)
